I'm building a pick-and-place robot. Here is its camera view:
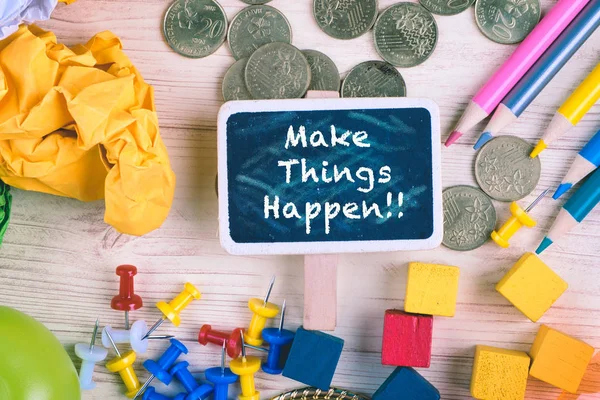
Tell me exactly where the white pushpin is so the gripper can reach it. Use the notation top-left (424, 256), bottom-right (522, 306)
top-left (75, 318), bottom-right (108, 390)
top-left (101, 320), bottom-right (173, 353)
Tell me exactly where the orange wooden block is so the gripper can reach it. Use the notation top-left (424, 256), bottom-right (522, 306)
top-left (557, 352), bottom-right (600, 399)
top-left (530, 325), bottom-right (595, 393)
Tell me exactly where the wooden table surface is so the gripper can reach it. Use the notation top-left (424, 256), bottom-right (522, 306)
top-left (1, 0), bottom-right (599, 399)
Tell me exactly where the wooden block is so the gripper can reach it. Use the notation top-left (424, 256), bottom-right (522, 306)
top-left (404, 262), bottom-right (460, 317)
top-left (470, 345), bottom-right (530, 400)
top-left (303, 254), bottom-right (337, 331)
top-left (282, 326), bottom-right (344, 390)
top-left (558, 351), bottom-right (600, 398)
top-left (381, 310), bottom-right (432, 368)
top-left (496, 252), bottom-right (568, 322)
top-left (529, 325), bottom-right (595, 393)
top-left (373, 367), bottom-right (440, 400)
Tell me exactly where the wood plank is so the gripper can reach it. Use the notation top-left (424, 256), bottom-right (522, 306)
top-left (0, 0), bottom-right (595, 399)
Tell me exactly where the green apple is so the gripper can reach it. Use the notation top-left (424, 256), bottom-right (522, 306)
top-left (0, 306), bottom-right (81, 400)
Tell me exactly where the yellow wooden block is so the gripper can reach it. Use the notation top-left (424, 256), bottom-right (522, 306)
top-left (495, 252), bottom-right (568, 322)
top-left (471, 345), bottom-right (530, 400)
top-left (529, 325), bottom-right (595, 394)
top-left (404, 262), bottom-right (460, 317)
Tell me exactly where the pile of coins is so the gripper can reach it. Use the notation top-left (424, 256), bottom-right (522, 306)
top-left (419, 0), bottom-right (540, 44)
top-left (162, 0), bottom-right (541, 101)
top-left (442, 135), bottom-right (541, 251)
top-left (161, 0), bottom-right (427, 100)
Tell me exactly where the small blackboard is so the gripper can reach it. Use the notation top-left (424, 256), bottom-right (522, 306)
top-left (218, 98), bottom-right (442, 255)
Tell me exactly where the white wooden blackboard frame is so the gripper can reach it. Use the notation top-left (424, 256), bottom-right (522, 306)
top-left (217, 97), bottom-right (443, 255)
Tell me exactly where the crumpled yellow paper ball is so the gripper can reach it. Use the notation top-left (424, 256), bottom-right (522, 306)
top-left (0, 25), bottom-right (176, 236)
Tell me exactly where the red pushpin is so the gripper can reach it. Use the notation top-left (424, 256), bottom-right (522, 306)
top-left (112, 265), bottom-right (143, 329)
top-left (198, 325), bottom-right (244, 359)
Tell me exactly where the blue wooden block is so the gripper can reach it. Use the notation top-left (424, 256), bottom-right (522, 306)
top-left (373, 367), bottom-right (440, 400)
top-left (282, 326), bottom-right (344, 390)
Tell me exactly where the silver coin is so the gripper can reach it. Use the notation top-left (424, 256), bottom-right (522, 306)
top-left (443, 185), bottom-right (496, 251)
top-left (313, 0), bottom-right (379, 40)
top-left (241, 0), bottom-right (272, 4)
top-left (420, 0), bottom-right (475, 15)
top-left (475, 0), bottom-right (541, 44)
top-left (302, 50), bottom-right (341, 92)
top-left (475, 136), bottom-right (541, 202)
top-left (245, 42), bottom-right (311, 99)
top-left (163, 0), bottom-right (228, 58)
top-left (222, 58), bottom-right (253, 101)
top-left (341, 61), bottom-right (406, 98)
top-left (374, 3), bottom-right (438, 68)
top-left (228, 5), bottom-right (292, 60)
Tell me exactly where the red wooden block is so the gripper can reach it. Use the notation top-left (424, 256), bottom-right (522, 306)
top-left (381, 310), bottom-right (433, 368)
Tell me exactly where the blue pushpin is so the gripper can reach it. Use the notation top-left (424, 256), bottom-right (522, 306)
top-left (205, 341), bottom-right (238, 400)
top-left (134, 339), bottom-right (189, 399)
top-left (261, 300), bottom-right (295, 375)
top-left (169, 361), bottom-right (214, 400)
top-left (142, 387), bottom-right (187, 400)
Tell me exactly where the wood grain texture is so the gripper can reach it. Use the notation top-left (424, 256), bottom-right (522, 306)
top-left (303, 254), bottom-right (338, 331)
top-left (471, 345), bottom-right (530, 400)
top-left (530, 325), bottom-right (595, 394)
top-left (282, 326), bottom-right (345, 391)
top-left (495, 253), bottom-right (568, 323)
top-left (405, 262), bottom-right (460, 317)
top-left (372, 367), bottom-right (440, 400)
top-left (0, 0), bottom-right (598, 399)
top-left (382, 310), bottom-right (433, 368)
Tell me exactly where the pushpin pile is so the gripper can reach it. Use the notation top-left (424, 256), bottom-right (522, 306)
top-left (78, 268), bottom-right (351, 399)
top-left (74, 265), bottom-right (202, 398)
top-left (197, 276), bottom-right (347, 393)
top-left (76, 254), bottom-right (595, 400)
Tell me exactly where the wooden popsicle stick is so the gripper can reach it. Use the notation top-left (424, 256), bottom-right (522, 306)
top-left (303, 254), bottom-right (338, 331)
top-left (305, 90), bottom-right (340, 99)
top-left (303, 89), bottom-right (339, 331)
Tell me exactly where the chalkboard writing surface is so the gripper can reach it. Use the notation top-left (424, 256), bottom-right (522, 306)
top-left (218, 98), bottom-right (442, 255)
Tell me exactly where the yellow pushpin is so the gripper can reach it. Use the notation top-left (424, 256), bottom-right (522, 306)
top-left (246, 276), bottom-right (279, 347)
top-left (143, 282), bottom-right (201, 339)
top-left (491, 189), bottom-right (550, 248)
top-left (104, 329), bottom-right (141, 398)
top-left (230, 332), bottom-right (261, 400)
